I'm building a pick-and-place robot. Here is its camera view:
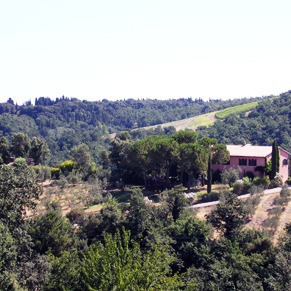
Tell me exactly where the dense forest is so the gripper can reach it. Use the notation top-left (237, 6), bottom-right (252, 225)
top-left (0, 95), bottom-right (266, 166)
top-left (1, 158), bottom-right (291, 290)
top-left (1, 92), bottom-right (291, 289)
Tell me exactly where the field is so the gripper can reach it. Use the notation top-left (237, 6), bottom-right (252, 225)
top-left (215, 101), bottom-right (259, 119)
top-left (134, 111), bottom-right (218, 132)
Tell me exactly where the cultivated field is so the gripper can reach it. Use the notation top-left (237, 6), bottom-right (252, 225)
top-left (215, 101), bottom-right (259, 119)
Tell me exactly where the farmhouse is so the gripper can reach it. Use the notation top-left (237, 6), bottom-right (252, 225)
top-left (212, 144), bottom-right (290, 182)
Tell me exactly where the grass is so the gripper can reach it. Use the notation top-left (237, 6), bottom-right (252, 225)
top-left (136, 111), bottom-right (218, 132)
top-left (215, 101), bottom-right (259, 119)
top-left (84, 204), bottom-right (103, 213)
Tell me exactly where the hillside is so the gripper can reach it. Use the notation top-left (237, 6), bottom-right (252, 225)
top-left (198, 91), bottom-right (291, 152)
top-left (129, 99), bottom-right (262, 133)
top-left (133, 111), bottom-right (218, 132)
top-left (0, 95), bottom-right (266, 166)
top-left (195, 189), bottom-right (291, 244)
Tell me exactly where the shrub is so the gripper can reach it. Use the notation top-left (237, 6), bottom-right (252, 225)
top-left (212, 169), bottom-right (222, 183)
top-left (250, 185), bottom-right (264, 196)
top-left (233, 180), bottom-right (251, 195)
top-left (66, 170), bottom-right (82, 185)
top-left (232, 182), bottom-right (244, 195)
top-left (198, 192), bottom-right (220, 203)
top-left (221, 167), bottom-right (241, 187)
top-left (31, 165), bottom-right (51, 181)
top-left (253, 176), bottom-right (271, 189)
top-left (285, 176), bottom-right (291, 185)
top-left (280, 184), bottom-right (291, 198)
top-left (50, 167), bottom-right (60, 179)
top-left (269, 173), bottom-right (283, 189)
top-left (245, 171), bottom-right (254, 180)
top-left (59, 160), bottom-right (77, 174)
top-left (66, 208), bottom-right (85, 224)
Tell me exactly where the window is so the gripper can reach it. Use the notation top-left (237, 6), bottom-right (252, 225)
top-left (239, 158), bottom-right (247, 166)
top-left (283, 159), bottom-right (288, 165)
top-left (249, 159), bottom-right (257, 166)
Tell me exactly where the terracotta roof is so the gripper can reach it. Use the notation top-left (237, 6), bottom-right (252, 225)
top-left (227, 144), bottom-right (272, 158)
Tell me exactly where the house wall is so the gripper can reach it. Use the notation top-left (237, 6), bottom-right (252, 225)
top-left (212, 156), bottom-right (266, 178)
top-left (279, 148), bottom-right (289, 182)
top-left (212, 148), bottom-right (290, 182)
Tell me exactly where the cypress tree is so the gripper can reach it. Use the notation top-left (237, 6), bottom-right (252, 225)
top-left (207, 154), bottom-right (212, 194)
top-left (271, 140), bottom-right (279, 180)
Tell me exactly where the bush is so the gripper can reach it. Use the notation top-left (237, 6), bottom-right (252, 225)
top-left (253, 176), bottom-right (271, 189)
top-left (285, 176), bottom-right (291, 185)
top-left (198, 192), bottom-right (220, 203)
top-left (232, 182), bottom-right (244, 195)
top-left (233, 181), bottom-right (251, 195)
top-left (212, 169), bottom-right (222, 183)
top-left (245, 171), bottom-right (255, 180)
top-left (221, 167), bottom-right (241, 187)
top-left (59, 160), bottom-right (77, 174)
top-left (66, 170), bottom-right (82, 185)
top-left (31, 165), bottom-right (51, 181)
top-left (50, 167), bottom-right (60, 179)
top-left (66, 208), bottom-right (85, 224)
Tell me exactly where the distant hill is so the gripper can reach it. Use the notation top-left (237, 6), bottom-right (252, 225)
top-left (197, 91), bottom-right (291, 152)
top-left (0, 95), bottom-right (267, 165)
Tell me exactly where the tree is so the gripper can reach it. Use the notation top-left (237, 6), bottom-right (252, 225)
top-left (207, 191), bottom-right (248, 240)
top-left (172, 130), bottom-right (197, 144)
top-left (11, 132), bottom-right (31, 158)
top-left (29, 136), bottom-right (50, 164)
top-left (44, 249), bottom-right (81, 290)
top-left (70, 143), bottom-right (95, 178)
top-left (166, 216), bottom-right (211, 269)
top-left (126, 189), bottom-right (152, 240)
top-left (221, 167), bottom-right (241, 187)
top-left (207, 154), bottom-right (212, 193)
top-left (0, 158), bottom-right (42, 227)
top-left (178, 143), bottom-right (208, 189)
top-left (271, 139), bottom-right (280, 180)
top-left (81, 228), bottom-right (182, 290)
top-left (165, 186), bottom-right (188, 222)
top-left (0, 136), bottom-right (10, 164)
top-left (29, 210), bottom-right (74, 257)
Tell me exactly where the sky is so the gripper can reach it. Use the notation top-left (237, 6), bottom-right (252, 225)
top-left (1, 0), bottom-right (291, 104)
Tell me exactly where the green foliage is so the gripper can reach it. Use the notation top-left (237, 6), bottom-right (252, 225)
top-left (233, 180), bottom-right (252, 195)
top-left (215, 101), bottom-right (259, 119)
top-left (81, 228), bottom-right (182, 290)
top-left (165, 186), bottom-right (188, 222)
top-left (221, 167), bottom-right (241, 187)
top-left (199, 93), bottom-right (291, 153)
top-left (271, 139), bottom-right (280, 180)
top-left (50, 167), bottom-right (60, 179)
top-left (29, 210), bottom-right (74, 257)
top-left (70, 143), bottom-right (96, 178)
top-left (207, 191), bottom-right (248, 240)
top-left (45, 249), bottom-right (81, 290)
top-left (29, 136), bottom-right (50, 165)
top-left (0, 161), bottom-right (42, 227)
top-left (198, 191), bottom-right (220, 203)
top-left (207, 154), bottom-right (212, 193)
top-left (253, 176), bottom-right (271, 189)
top-left (0, 136), bottom-right (10, 164)
top-left (166, 216), bottom-right (211, 269)
top-left (31, 165), bottom-right (52, 181)
top-left (59, 159), bottom-right (77, 174)
top-left (11, 132), bottom-right (31, 158)
top-left (172, 130), bottom-right (197, 144)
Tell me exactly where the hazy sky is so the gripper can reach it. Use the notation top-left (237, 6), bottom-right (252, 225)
top-left (1, 0), bottom-right (291, 104)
